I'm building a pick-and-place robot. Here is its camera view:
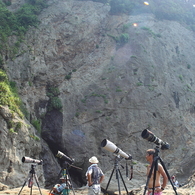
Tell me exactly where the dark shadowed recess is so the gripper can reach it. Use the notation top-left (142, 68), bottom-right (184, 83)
top-left (41, 110), bottom-right (85, 187)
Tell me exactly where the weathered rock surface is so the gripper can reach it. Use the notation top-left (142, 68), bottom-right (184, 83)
top-left (1, 0), bottom-right (195, 191)
top-left (0, 105), bottom-right (44, 188)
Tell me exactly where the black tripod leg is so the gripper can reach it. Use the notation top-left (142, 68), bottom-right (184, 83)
top-left (18, 180), bottom-right (27, 195)
top-left (159, 158), bottom-right (178, 195)
top-left (105, 167), bottom-right (115, 192)
top-left (115, 168), bottom-right (121, 195)
top-left (30, 184), bottom-right (33, 195)
top-left (18, 172), bottom-right (31, 195)
top-left (143, 160), bottom-right (156, 195)
top-left (49, 168), bottom-right (64, 194)
top-left (118, 168), bottom-right (128, 195)
top-left (28, 174), bottom-right (33, 195)
top-left (34, 173), bottom-right (43, 195)
top-left (151, 157), bottom-right (159, 195)
top-left (105, 158), bottom-right (129, 195)
top-left (66, 169), bottom-right (75, 195)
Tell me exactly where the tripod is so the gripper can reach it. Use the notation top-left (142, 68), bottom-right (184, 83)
top-left (50, 162), bottom-right (82, 195)
top-left (18, 164), bottom-right (42, 195)
top-left (143, 146), bottom-right (178, 195)
top-left (104, 156), bottom-right (129, 195)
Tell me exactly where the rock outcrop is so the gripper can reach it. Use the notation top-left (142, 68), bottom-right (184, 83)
top-left (0, 105), bottom-right (44, 188)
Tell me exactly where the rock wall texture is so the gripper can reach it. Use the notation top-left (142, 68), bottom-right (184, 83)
top-left (0, 105), bottom-right (44, 189)
top-left (1, 0), bottom-right (195, 191)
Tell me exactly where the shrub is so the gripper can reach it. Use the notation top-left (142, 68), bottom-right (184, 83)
top-left (65, 75), bottom-right (71, 80)
top-left (0, 0), bottom-right (48, 60)
top-left (0, 70), bottom-right (23, 117)
top-left (46, 86), bottom-right (62, 111)
top-left (119, 33), bottom-right (129, 44)
top-left (47, 87), bottom-right (60, 97)
top-left (50, 97), bottom-right (62, 110)
top-left (15, 121), bottom-right (22, 132)
top-left (32, 119), bottom-right (41, 133)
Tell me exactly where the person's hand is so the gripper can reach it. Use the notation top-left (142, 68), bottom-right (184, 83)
top-left (88, 181), bottom-right (93, 187)
top-left (156, 187), bottom-right (164, 192)
top-left (53, 188), bottom-right (57, 193)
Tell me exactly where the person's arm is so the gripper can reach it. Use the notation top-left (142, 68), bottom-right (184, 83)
top-left (158, 164), bottom-right (168, 191)
top-left (87, 173), bottom-right (93, 186)
top-left (146, 165), bottom-right (150, 176)
top-left (99, 174), bottom-right (104, 184)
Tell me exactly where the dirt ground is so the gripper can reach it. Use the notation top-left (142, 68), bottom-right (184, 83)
top-left (0, 186), bottom-right (88, 195)
top-left (0, 185), bottom-right (195, 195)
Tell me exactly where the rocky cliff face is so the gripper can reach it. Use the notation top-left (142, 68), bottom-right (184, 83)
top-left (0, 105), bottom-right (44, 189)
top-left (2, 0), bottom-right (195, 191)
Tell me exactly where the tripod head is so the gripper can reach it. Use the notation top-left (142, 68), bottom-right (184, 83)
top-left (31, 164), bottom-right (36, 168)
top-left (153, 146), bottom-right (160, 158)
top-left (29, 164), bottom-right (37, 174)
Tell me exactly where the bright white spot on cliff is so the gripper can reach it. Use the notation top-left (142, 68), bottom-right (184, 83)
top-left (144, 1), bottom-right (149, 5)
top-left (133, 23), bottom-right (138, 27)
top-left (193, 4), bottom-right (195, 7)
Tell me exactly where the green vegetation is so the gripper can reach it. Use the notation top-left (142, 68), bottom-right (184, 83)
top-left (122, 23), bottom-right (131, 32)
top-left (141, 27), bottom-right (162, 38)
top-left (179, 75), bottom-right (183, 82)
top-left (65, 74), bottom-right (71, 80)
top-left (0, 0), bottom-right (48, 64)
top-left (187, 64), bottom-right (191, 69)
top-left (46, 86), bottom-right (62, 111)
top-left (95, 110), bottom-right (102, 113)
top-left (116, 88), bottom-right (122, 92)
top-left (50, 97), bottom-right (63, 110)
top-left (90, 93), bottom-right (108, 104)
top-left (118, 33), bottom-right (129, 44)
top-left (81, 97), bottom-right (87, 103)
top-left (32, 119), bottom-right (41, 133)
top-left (131, 56), bottom-right (137, 59)
top-left (8, 121), bottom-right (23, 133)
top-left (15, 121), bottom-right (22, 131)
top-left (107, 33), bottom-right (129, 45)
top-left (136, 82), bottom-right (143, 86)
top-left (106, 116), bottom-right (110, 120)
top-left (0, 69), bottom-right (23, 117)
top-left (29, 134), bottom-right (40, 141)
top-left (7, 120), bottom-right (14, 129)
top-left (132, 161), bottom-right (137, 165)
top-left (75, 112), bottom-right (80, 117)
top-left (80, 93), bottom-right (108, 104)
top-left (65, 70), bottom-right (76, 80)
top-left (85, 0), bottom-right (195, 32)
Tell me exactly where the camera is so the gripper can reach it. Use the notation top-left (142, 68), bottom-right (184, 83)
top-left (56, 151), bottom-right (75, 164)
top-left (101, 139), bottom-right (132, 160)
top-left (141, 129), bottom-right (169, 150)
top-left (22, 156), bottom-right (43, 165)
